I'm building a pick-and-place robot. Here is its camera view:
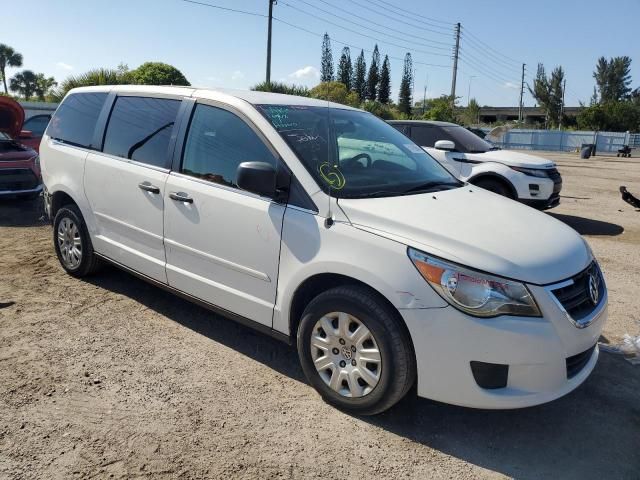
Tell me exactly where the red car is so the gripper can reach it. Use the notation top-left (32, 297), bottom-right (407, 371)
top-left (0, 96), bottom-right (42, 199)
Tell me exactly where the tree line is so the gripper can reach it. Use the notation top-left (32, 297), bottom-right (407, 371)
top-left (0, 42), bottom-right (190, 103)
top-left (253, 33), bottom-right (415, 119)
top-left (529, 56), bottom-right (639, 132)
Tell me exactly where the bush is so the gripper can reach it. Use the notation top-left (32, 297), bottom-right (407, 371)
top-left (577, 101), bottom-right (640, 132)
top-left (131, 62), bottom-right (190, 86)
top-left (251, 81), bottom-right (309, 97)
top-left (309, 81), bottom-right (359, 106)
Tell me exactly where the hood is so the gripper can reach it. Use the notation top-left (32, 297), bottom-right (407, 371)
top-left (338, 187), bottom-right (590, 285)
top-left (466, 149), bottom-right (555, 169)
top-left (0, 96), bottom-right (25, 139)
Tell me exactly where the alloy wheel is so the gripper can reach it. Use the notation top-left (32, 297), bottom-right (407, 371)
top-left (57, 217), bottom-right (82, 269)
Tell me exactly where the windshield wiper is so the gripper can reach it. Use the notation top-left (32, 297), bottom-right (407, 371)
top-left (402, 181), bottom-right (462, 194)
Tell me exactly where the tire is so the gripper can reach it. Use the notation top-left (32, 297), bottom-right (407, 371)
top-left (53, 204), bottom-right (100, 277)
top-left (297, 285), bottom-right (416, 415)
top-left (473, 178), bottom-right (512, 198)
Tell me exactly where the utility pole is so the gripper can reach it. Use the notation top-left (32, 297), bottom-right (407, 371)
top-left (558, 78), bottom-right (566, 130)
top-left (450, 22), bottom-right (461, 109)
top-left (265, 0), bottom-right (276, 84)
top-left (518, 63), bottom-right (526, 124)
top-left (422, 74), bottom-right (428, 115)
top-left (467, 75), bottom-right (475, 107)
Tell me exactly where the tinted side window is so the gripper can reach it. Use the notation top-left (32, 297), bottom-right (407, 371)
top-left (103, 96), bottom-right (180, 168)
top-left (23, 115), bottom-right (51, 136)
top-left (410, 126), bottom-right (440, 147)
top-left (181, 104), bottom-right (276, 188)
top-left (47, 93), bottom-right (108, 148)
top-left (391, 124), bottom-right (409, 135)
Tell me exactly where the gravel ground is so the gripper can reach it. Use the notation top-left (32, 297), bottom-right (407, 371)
top-left (1, 151), bottom-right (639, 479)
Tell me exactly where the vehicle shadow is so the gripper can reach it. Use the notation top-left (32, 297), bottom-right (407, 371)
top-left (0, 196), bottom-right (47, 227)
top-left (87, 266), bottom-right (640, 480)
top-left (548, 213), bottom-right (624, 236)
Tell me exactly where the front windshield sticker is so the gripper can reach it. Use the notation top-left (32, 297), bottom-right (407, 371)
top-left (319, 162), bottom-right (346, 190)
top-left (404, 143), bottom-right (425, 154)
top-left (261, 106), bottom-right (298, 129)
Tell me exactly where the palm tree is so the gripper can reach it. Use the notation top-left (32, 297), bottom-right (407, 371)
top-left (9, 70), bottom-right (38, 100)
top-left (0, 44), bottom-right (23, 94)
top-left (34, 73), bottom-right (57, 101)
top-left (51, 68), bottom-right (124, 101)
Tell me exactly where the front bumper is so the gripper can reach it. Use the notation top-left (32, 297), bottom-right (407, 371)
top-left (0, 167), bottom-right (42, 196)
top-left (401, 280), bottom-right (607, 409)
top-left (515, 171), bottom-right (562, 210)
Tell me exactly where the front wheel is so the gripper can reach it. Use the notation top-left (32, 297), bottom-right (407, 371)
top-left (472, 178), bottom-right (513, 198)
top-left (297, 286), bottom-right (416, 415)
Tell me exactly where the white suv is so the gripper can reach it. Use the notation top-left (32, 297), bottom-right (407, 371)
top-left (41, 86), bottom-right (607, 414)
top-left (389, 120), bottom-right (563, 209)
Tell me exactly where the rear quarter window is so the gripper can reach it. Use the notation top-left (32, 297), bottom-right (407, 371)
top-left (46, 92), bottom-right (108, 148)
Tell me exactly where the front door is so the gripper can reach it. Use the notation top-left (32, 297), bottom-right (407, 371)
top-left (163, 102), bottom-right (285, 326)
top-left (84, 95), bottom-right (182, 282)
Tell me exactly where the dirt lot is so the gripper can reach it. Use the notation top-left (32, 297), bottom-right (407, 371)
top-left (1, 151), bottom-right (639, 479)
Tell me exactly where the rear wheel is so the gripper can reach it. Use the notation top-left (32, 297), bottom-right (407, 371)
top-left (297, 286), bottom-right (415, 415)
top-left (53, 205), bottom-right (100, 277)
top-left (473, 177), bottom-right (513, 198)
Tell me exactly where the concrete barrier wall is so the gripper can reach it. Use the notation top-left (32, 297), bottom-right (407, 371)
top-left (19, 101), bottom-right (58, 119)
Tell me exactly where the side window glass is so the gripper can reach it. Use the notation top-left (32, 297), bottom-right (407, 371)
top-left (46, 93), bottom-right (108, 148)
top-left (103, 96), bottom-right (180, 168)
top-left (23, 115), bottom-right (51, 136)
top-left (181, 104), bottom-right (276, 188)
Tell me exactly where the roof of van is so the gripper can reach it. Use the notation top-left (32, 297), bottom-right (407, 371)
top-left (65, 85), bottom-right (359, 111)
top-left (387, 120), bottom-right (459, 127)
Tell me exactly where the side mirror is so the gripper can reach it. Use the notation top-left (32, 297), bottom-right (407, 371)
top-left (19, 129), bottom-right (33, 139)
top-left (237, 161), bottom-right (277, 197)
top-left (435, 140), bottom-right (455, 151)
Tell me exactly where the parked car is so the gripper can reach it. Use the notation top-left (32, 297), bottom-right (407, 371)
top-left (389, 120), bottom-right (563, 209)
top-left (20, 114), bottom-right (51, 152)
top-left (0, 96), bottom-right (42, 199)
top-left (41, 86), bottom-right (607, 415)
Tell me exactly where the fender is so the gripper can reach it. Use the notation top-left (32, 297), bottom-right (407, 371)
top-left (467, 171), bottom-right (518, 199)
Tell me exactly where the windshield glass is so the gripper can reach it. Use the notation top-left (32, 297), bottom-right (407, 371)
top-left (257, 105), bottom-right (460, 198)
top-left (439, 126), bottom-right (493, 153)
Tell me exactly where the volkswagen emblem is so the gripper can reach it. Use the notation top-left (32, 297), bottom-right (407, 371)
top-left (587, 271), bottom-right (599, 305)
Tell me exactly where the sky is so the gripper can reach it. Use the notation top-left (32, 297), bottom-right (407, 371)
top-left (2, 0), bottom-right (639, 107)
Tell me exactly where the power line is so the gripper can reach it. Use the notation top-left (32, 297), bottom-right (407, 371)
top-left (365, 0), bottom-right (454, 29)
top-left (347, 0), bottom-right (454, 37)
top-left (460, 31), bottom-right (525, 75)
top-left (273, 17), bottom-right (451, 69)
top-left (279, 1), bottom-right (452, 58)
top-left (459, 52), bottom-right (520, 85)
top-left (181, 0), bottom-right (267, 18)
top-left (460, 27), bottom-right (522, 66)
top-left (314, 0), bottom-right (453, 48)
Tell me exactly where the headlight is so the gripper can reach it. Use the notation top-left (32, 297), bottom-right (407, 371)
top-left (408, 248), bottom-right (541, 318)
top-left (510, 166), bottom-right (550, 178)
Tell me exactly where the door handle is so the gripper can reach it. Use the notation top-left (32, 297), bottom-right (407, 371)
top-left (169, 191), bottom-right (193, 204)
top-left (138, 182), bottom-right (160, 194)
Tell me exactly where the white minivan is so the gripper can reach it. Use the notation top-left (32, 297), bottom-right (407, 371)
top-left (41, 86), bottom-right (607, 415)
top-left (388, 120), bottom-right (563, 209)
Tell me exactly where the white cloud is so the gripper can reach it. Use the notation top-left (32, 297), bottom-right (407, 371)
top-left (503, 82), bottom-right (519, 90)
top-left (231, 70), bottom-right (245, 81)
top-left (288, 66), bottom-right (320, 82)
top-left (56, 62), bottom-right (74, 71)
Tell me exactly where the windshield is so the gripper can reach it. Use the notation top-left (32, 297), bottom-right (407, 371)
top-left (257, 105), bottom-right (460, 198)
top-left (437, 126), bottom-right (493, 153)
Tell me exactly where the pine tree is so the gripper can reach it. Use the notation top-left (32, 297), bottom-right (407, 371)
top-left (378, 55), bottom-right (391, 104)
top-left (353, 50), bottom-right (367, 101)
top-left (337, 47), bottom-right (352, 90)
top-left (365, 45), bottom-right (380, 100)
top-left (320, 33), bottom-right (334, 82)
top-left (398, 53), bottom-right (413, 115)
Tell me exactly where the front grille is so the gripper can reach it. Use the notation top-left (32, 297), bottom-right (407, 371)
top-left (566, 344), bottom-right (596, 378)
top-left (551, 262), bottom-right (604, 322)
top-left (0, 168), bottom-right (39, 192)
